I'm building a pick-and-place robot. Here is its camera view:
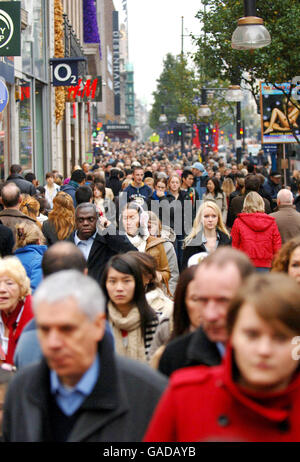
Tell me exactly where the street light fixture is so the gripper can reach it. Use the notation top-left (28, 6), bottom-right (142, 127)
top-left (225, 85), bottom-right (244, 164)
top-left (225, 85), bottom-right (243, 103)
top-left (197, 88), bottom-right (212, 118)
top-left (231, 0), bottom-right (271, 50)
top-left (159, 114), bottom-right (167, 123)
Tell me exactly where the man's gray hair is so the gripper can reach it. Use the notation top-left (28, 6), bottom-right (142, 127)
top-left (33, 270), bottom-right (106, 320)
top-left (277, 188), bottom-right (293, 205)
top-left (75, 202), bottom-right (99, 217)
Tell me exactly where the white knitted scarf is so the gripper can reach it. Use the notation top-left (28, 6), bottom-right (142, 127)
top-left (108, 301), bottom-right (147, 362)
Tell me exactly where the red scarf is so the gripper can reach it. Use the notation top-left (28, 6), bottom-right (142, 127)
top-left (1, 296), bottom-right (33, 365)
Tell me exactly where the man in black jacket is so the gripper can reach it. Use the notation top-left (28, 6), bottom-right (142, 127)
top-left (70, 203), bottom-right (136, 283)
top-left (158, 247), bottom-right (255, 377)
top-left (3, 271), bottom-right (167, 442)
top-left (6, 164), bottom-right (36, 195)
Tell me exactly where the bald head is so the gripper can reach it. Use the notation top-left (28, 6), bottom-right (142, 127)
top-left (277, 188), bottom-right (293, 206)
top-left (42, 241), bottom-right (87, 277)
top-left (1, 182), bottom-right (21, 208)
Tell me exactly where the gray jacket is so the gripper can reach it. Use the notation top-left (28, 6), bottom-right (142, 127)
top-left (4, 333), bottom-right (167, 442)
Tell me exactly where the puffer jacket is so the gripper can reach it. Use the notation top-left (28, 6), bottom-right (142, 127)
top-left (14, 244), bottom-right (48, 292)
top-left (231, 212), bottom-right (282, 268)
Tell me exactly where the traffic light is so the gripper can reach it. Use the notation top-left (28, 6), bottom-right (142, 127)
top-left (178, 130), bottom-right (182, 137)
top-left (240, 128), bottom-right (244, 136)
top-left (92, 130), bottom-right (97, 138)
top-left (205, 127), bottom-right (209, 134)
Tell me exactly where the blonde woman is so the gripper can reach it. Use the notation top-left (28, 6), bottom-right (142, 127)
top-left (221, 177), bottom-right (236, 208)
top-left (231, 191), bottom-right (281, 271)
top-left (182, 200), bottom-right (231, 270)
top-left (14, 222), bottom-right (47, 292)
top-left (42, 191), bottom-right (75, 246)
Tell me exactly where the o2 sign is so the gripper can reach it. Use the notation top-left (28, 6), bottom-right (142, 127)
top-left (50, 57), bottom-right (86, 87)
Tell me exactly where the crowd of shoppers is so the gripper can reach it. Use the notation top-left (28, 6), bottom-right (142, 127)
top-left (0, 139), bottom-right (300, 442)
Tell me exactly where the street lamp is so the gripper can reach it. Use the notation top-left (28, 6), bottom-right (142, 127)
top-left (176, 114), bottom-right (187, 153)
top-left (225, 85), bottom-right (244, 164)
top-left (197, 88), bottom-right (212, 118)
top-left (231, 0), bottom-right (271, 50)
top-left (159, 114), bottom-right (167, 123)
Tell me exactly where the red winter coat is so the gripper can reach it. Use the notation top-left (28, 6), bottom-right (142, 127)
top-left (231, 212), bottom-right (281, 268)
top-left (144, 345), bottom-right (300, 442)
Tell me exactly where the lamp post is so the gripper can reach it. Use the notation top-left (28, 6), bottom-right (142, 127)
top-left (197, 88), bottom-right (212, 159)
top-left (177, 114), bottom-right (187, 154)
top-left (231, 0), bottom-right (271, 50)
top-left (225, 85), bottom-right (244, 164)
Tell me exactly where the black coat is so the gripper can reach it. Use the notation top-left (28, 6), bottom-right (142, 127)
top-left (6, 174), bottom-right (36, 196)
top-left (181, 229), bottom-right (231, 270)
top-left (3, 333), bottom-right (168, 442)
top-left (0, 221), bottom-right (14, 257)
top-left (158, 327), bottom-right (222, 377)
top-left (69, 225), bottom-right (137, 283)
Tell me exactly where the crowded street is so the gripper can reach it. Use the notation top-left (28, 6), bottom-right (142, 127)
top-left (0, 0), bottom-right (299, 452)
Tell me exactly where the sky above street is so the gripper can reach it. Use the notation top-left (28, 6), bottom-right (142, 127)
top-left (113, 0), bottom-right (203, 109)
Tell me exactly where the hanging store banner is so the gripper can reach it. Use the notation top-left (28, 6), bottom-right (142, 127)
top-left (66, 76), bottom-right (102, 102)
top-left (260, 82), bottom-right (300, 144)
top-left (0, 78), bottom-right (8, 112)
top-left (0, 2), bottom-right (21, 56)
top-left (112, 11), bottom-right (120, 116)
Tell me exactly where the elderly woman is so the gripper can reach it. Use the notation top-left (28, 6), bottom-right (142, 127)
top-left (0, 257), bottom-right (33, 365)
top-left (231, 191), bottom-right (281, 271)
top-left (144, 272), bottom-right (300, 442)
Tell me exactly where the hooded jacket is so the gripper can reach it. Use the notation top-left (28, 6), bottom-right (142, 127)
top-left (231, 212), bottom-right (281, 268)
top-left (144, 344), bottom-right (300, 442)
top-left (14, 244), bottom-right (48, 292)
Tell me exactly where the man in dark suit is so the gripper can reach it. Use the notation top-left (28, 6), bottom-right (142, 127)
top-left (70, 203), bottom-right (136, 283)
top-left (158, 247), bottom-right (255, 377)
top-left (3, 271), bottom-right (167, 442)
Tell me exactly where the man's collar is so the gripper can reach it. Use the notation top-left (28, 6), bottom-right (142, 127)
top-left (74, 230), bottom-right (97, 243)
top-left (50, 355), bottom-right (100, 395)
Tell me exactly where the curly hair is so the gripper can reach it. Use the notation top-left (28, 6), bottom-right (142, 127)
top-left (48, 191), bottom-right (75, 240)
top-left (272, 236), bottom-right (300, 273)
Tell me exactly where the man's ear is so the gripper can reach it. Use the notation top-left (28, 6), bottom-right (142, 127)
top-left (93, 313), bottom-right (106, 342)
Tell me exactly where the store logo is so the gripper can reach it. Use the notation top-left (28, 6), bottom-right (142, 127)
top-left (0, 9), bottom-right (14, 49)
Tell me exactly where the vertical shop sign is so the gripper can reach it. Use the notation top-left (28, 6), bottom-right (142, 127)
top-left (112, 11), bottom-right (120, 116)
top-left (0, 2), bottom-right (21, 56)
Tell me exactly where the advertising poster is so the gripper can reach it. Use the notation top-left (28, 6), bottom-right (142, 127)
top-left (260, 82), bottom-right (300, 144)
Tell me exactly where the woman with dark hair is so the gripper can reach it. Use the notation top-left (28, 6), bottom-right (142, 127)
top-left (101, 253), bottom-right (159, 363)
top-left (106, 168), bottom-right (122, 197)
top-left (149, 265), bottom-right (200, 367)
top-left (125, 251), bottom-right (173, 320)
top-left (42, 191), bottom-right (75, 246)
top-left (203, 177), bottom-right (227, 223)
top-left (145, 272), bottom-right (300, 442)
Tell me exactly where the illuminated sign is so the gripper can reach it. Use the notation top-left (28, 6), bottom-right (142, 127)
top-left (66, 76), bottom-right (102, 102)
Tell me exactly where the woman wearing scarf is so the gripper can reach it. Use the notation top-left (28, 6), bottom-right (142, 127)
top-left (101, 253), bottom-right (159, 363)
top-left (0, 257), bottom-right (33, 365)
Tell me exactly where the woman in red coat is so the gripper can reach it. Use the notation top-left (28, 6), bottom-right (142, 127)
top-left (0, 257), bottom-right (33, 365)
top-left (231, 191), bottom-right (281, 270)
top-left (144, 272), bottom-right (300, 442)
